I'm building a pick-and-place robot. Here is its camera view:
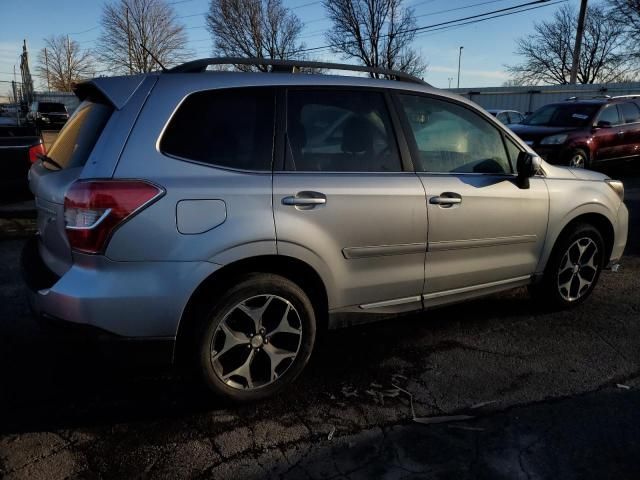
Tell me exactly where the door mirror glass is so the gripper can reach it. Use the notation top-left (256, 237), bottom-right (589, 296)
top-left (596, 120), bottom-right (612, 128)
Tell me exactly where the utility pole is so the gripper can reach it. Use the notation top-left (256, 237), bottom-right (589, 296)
top-left (457, 46), bottom-right (463, 89)
top-left (126, 6), bottom-right (133, 74)
top-left (12, 66), bottom-right (20, 126)
top-left (44, 47), bottom-right (50, 92)
top-left (570, 0), bottom-right (588, 85)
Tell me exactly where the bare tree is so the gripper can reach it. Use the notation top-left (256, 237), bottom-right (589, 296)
top-left (36, 36), bottom-right (95, 92)
top-left (97, 0), bottom-right (189, 74)
top-left (507, 4), bottom-right (634, 85)
top-left (206, 0), bottom-right (304, 72)
top-left (322, 0), bottom-right (425, 78)
top-left (608, 0), bottom-right (640, 61)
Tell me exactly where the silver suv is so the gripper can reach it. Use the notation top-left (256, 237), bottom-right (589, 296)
top-left (22, 59), bottom-right (628, 402)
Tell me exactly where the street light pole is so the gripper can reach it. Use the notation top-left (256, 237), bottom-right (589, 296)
top-left (457, 46), bottom-right (463, 89)
top-left (448, 77), bottom-right (454, 88)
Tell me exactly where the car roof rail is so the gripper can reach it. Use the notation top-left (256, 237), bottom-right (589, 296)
top-left (565, 95), bottom-right (611, 101)
top-left (611, 94), bottom-right (640, 100)
top-left (166, 57), bottom-right (428, 86)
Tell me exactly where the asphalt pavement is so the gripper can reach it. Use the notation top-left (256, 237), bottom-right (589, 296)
top-left (0, 164), bottom-right (639, 479)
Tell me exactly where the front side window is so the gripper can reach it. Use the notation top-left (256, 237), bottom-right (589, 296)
top-left (598, 105), bottom-right (621, 126)
top-left (286, 90), bottom-right (401, 172)
top-left (161, 88), bottom-right (275, 171)
top-left (397, 94), bottom-right (512, 174)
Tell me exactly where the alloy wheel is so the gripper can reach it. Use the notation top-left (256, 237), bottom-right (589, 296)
top-left (569, 153), bottom-right (586, 168)
top-left (557, 237), bottom-right (600, 302)
top-left (209, 294), bottom-right (303, 390)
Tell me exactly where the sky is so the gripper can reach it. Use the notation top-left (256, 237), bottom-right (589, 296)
top-left (0, 0), bottom-right (575, 95)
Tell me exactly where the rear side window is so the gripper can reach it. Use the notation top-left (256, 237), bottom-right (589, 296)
top-left (619, 102), bottom-right (640, 124)
top-left (161, 88), bottom-right (275, 171)
top-left (46, 100), bottom-right (113, 170)
top-left (286, 90), bottom-right (402, 172)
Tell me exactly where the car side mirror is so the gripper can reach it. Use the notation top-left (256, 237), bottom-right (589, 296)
top-left (596, 120), bottom-right (612, 128)
top-left (516, 152), bottom-right (542, 189)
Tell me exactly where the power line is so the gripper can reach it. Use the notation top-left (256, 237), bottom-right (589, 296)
top-left (294, 0), bottom-right (558, 55)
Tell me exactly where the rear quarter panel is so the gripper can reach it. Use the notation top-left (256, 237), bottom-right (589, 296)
top-left (106, 75), bottom-right (276, 263)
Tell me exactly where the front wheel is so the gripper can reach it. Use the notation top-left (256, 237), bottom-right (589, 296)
top-left (531, 223), bottom-right (605, 309)
top-left (196, 274), bottom-right (316, 403)
top-left (567, 148), bottom-right (589, 169)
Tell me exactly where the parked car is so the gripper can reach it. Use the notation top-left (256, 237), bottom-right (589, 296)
top-left (486, 109), bottom-right (525, 125)
top-left (509, 96), bottom-right (640, 168)
top-left (22, 59), bottom-right (628, 402)
top-left (27, 101), bottom-right (69, 130)
top-left (0, 125), bottom-right (44, 198)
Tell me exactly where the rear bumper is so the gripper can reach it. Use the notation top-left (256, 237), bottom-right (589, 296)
top-left (21, 236), bottom-right (221, 364)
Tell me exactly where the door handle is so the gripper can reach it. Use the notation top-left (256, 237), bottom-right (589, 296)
top-left (429, 192), bottom-right (462, 206)
top-left (282, 191), bottom-right (327, 207)
top-left (617, 131), bottom-right (625, 136)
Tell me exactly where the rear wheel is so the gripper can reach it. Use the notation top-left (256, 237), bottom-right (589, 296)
top-left (196, 274), bottom-right (316, 402)
top-left (531, 223), bottom-right (605, 309)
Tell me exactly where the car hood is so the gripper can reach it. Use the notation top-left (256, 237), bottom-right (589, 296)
top-left (541, 160), bottom-right (607, 181)
top-left (509, 124), bottom-right (576, 140)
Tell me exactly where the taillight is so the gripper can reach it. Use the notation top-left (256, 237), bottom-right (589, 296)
top-left (28, 143), bottom-right (46, 164)
top-left (64, 180), bottom-right (163, 254)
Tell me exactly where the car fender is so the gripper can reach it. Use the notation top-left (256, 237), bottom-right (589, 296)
top-left (538, 177), bottom-right (620, 272)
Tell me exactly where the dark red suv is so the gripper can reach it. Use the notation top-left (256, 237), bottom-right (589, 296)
top-left (510, 96), bottom-right (640, 168)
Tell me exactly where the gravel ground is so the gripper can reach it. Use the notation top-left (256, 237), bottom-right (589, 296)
top-left (0, 165), bottom-right (638, 479)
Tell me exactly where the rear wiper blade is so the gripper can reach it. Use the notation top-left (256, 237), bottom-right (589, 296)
top-left (37, 153), bottom-right (63, 170)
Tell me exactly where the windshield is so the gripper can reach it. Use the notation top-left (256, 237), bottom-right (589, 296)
top-left (45, 100), bottom-right (113, 170)
top-left (523, 103), bottom-right (600, 127)
top-left (39, 102), bottom-right (67, 113)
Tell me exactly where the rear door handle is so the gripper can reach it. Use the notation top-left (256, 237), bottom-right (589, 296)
top-left (429, 192), bottom-right (462, 206)
top-left (282, 191), bottom-right (327, 207)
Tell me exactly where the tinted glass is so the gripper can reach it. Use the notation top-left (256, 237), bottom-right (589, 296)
top-left (39, 102), bottom-right (66, 113)
top-left (497, 112), bottom-right (509, 124)
top-left (598, 105), bottom-right (621, 125)
top-left (524, 103), bottom-right (600, 127)
top-left (619, 102), bottom-right (640, 123)
top-left (398, 94), bottom-right (512, 174)
top-left (286, 90), bottom-right (401, 172)
top-left (46, 101), bottom-right (113, 170)
top-left (161, 88), bottom-right (275, 171)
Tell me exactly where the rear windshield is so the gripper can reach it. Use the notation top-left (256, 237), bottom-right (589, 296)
top-left (39, 102), bottom-right (67, 113)
top-left (523, 103), bottom-right (600, 127)
top-left (45, 100), bottom-right (113, 170)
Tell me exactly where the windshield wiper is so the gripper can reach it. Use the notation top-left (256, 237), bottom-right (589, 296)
top-left (37, 153), bottom-right (63, 171)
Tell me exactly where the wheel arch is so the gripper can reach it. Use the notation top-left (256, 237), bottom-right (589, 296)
top-left (174, 255), bottom-right (329, 365)
top-left (540, 211), bottom-right (615, 274)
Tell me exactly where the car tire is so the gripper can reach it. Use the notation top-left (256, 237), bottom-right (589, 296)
top-left (196, 273), bottom-right (316, 403)
top-left (567, 148), bottom-right (589, 169)
top-left (530, 223), bottom-right (605, 309)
